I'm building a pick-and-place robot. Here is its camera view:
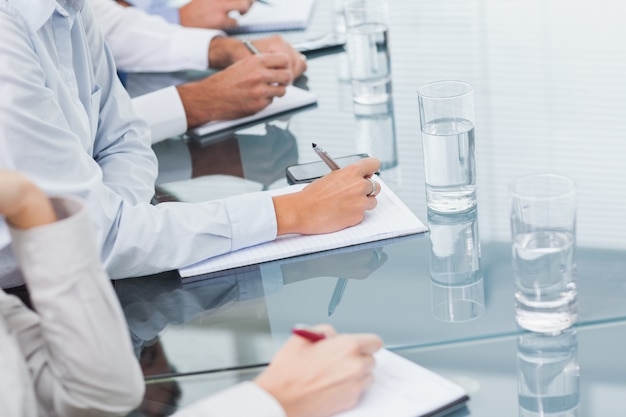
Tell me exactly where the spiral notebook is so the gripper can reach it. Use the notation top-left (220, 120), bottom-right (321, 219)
top-left (226, 0), bottom-right (316, 34)
top-left (179, 177), bottom-right (427, 278)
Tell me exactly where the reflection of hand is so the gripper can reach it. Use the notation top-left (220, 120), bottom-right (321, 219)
top-left (282, 248), bottom-right (388, 283)
top-left (179, 0), bottom-right (255, 29)
top-left (178, 53), bottom-right (292, 129)
top-left (189, 135), bottom-right (244, 179)
top-left (255, 324), bottom-right (383, 417)
top-left (139, 339), bottom-right (182, 416)
top-left (209, 35), bottom-right (307, 78)
top-left (273, 158), bottom-right (382, 235)
top-left (0, 171), bottom-right (56, 229)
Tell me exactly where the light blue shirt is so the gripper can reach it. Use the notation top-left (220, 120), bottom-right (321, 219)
top-left (127, 0), bottom-right (181, 24)
top-left (0, 0), bottom-right (277, 286)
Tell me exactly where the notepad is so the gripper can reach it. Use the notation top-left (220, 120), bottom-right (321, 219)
top-left (225, 0), bottom-right (316, 34)
top-left (179, 177), bottom-right (427, 278)
top-left (188, 86), bottom-right (317, 139)
top-left (337, 348), bottom-right (469, 417)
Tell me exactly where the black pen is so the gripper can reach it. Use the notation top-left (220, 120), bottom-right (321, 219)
top-left (312, 143), bottom-right (341, 170)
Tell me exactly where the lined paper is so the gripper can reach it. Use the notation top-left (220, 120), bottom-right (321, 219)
top-left (179, 177), bottom-right (427, 278)
top-left (336, 349), bottom-right (469, 417)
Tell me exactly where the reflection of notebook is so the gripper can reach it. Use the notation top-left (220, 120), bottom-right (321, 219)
top-left (226, 0), bottom-right (316, 34)
top-left (179, 177), bottom-right (428, 278)
top-left (188, 86), bottom-right (317, 138)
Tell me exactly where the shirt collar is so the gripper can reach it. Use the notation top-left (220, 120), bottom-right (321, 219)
top-left (7, 0), bottom-right (84, 31)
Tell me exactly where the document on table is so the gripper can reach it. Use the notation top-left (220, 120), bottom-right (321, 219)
top-left (225, 0), bottom-right (316, 34)
top-left (188, 86), bottom-right (317, 138)
top-left (336, 349), bottom-right (469, 417)
top-left (179, 177), bottom-right (428, 278)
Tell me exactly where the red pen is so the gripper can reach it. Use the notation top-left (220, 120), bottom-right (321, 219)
top-left (292, 327), bottom-right (326, 342)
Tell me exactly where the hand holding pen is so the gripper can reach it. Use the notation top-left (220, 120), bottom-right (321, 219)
top-left (272, 145), bottom-right (381, 236)
top-left (255, 324), bottom-right (382, 417)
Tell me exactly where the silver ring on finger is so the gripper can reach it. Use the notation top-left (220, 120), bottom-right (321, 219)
top-left (366, 177), bottom-right (377, 197)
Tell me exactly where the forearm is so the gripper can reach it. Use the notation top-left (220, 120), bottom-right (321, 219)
top-left (8, 198), bottom-right (144, 416)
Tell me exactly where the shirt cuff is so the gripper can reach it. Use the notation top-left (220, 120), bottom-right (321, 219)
top-left (176, 381), bottom-right (286, 417)
top-left (8, 196), bottom-right (99, 288)
top-left (223, 192), bottom-right (277, 252)
top-left (132, 86), bottom-right (187, 144)
top-left (170, 28), bottom-right (225, 70)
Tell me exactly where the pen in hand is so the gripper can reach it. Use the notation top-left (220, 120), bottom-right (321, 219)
top-left (292, 326), bottom-right (327, 342)
top-left (312, 143), bottom-right (341, 171)
top-left (243, 40), bottom-right (262, 55)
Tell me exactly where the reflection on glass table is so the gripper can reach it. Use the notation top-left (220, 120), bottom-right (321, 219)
top-left (517, 329), bottom-right (579, 417)
top-left (115, 241), bottom-right (389, 378)
top-left (428, 207), bottom-right (484, 323)
top-left (353, 100), bottom-right (400, 187)
top-left (152, 122), bottom-right (298, 203)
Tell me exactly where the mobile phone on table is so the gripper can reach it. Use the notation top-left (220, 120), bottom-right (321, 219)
top-left (286, 153), bottom-right (370, 185)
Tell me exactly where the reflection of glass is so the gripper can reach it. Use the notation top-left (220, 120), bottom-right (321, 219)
top-left (428, 207), bottom-right (484, 322)
top-left (354, 101), bottom-right (400, 185)
top-left (518, 329), bottom-right (580, 417)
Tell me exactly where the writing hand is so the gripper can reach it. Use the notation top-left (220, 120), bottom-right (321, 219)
top-left (273, 158), bottom-right (382, 236)
top-left (177, 52), bottom-right (292, 128)
top-left (255, 324), bottom-right (383, 417)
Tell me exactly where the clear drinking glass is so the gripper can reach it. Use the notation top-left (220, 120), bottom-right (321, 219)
top-left (509, 173), bottom-right (577, 334)
top-left (418, 80), bottom-right (476, 213)
top-left (343, 0), bottom-right (391, 104)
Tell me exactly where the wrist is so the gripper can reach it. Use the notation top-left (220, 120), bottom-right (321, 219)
top-left (273, 193), bottom-right (304, 236)
top-left (9, 182), bottom-right (56, 229)
top-left (176, 82), bottom-right (216, 129)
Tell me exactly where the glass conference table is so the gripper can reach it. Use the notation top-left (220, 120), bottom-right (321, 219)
top-left (118, 0), bottom-right (626, 415)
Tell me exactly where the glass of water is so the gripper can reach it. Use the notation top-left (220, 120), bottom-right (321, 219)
top-left (343, 0), bottom-right (391, 104)
top-left (417, 80), bottom-right (476, 213)
top-left (509, 173), bottom-right (577, 334)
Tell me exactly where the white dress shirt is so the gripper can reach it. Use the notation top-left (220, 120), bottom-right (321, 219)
top-left (90, 0), bottom-right (223, 73)
top-left (90, 0), bottom-right (226, 143)
top-left (0, 0), bottom-right (277, 286)
top-left (0, 197), bottom-right (144, 417)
